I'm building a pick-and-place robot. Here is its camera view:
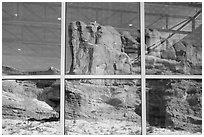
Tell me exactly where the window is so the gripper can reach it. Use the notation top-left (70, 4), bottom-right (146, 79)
top-left (2, 2), bottom-right (202, 135)
top-left (2, 2), bottom-right (62, 135)
top-left (2, 2), bottom-right (61, 75)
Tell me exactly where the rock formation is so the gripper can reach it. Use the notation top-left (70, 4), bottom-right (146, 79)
top-left (37, 80), bottom-right (60, 113)
top-left (144, 27), bottom-right (202, 75)
top-left (64, 80), bottom-right (141, 125)
top-left (3, 78), bottom-right (202, 134)
top-left (135, 79), bottom-right (202, 133)
top-left (68, 21), bottom-right (135, 75)
top-left (68, 21), bottom-right (201, 75)
top-left (2, 80), bottom-right (59, 119)
top-left (2, 80), bottom-right (60, 135)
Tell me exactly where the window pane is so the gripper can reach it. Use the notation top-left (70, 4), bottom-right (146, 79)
top-left (65, 79), bottom-right (141, 135)
top-left (145, 2), bottom-right (202, 75)
top-left (2, 79), bottom-right (60, 135)
top-left (66, 2), bottom-right (141, 75)
top-left (2, 3), bottom-right (61, 75)
top-left (146, 79), bottom-right (202, 135)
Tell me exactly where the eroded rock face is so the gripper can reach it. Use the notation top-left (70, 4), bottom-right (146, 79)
top-left (68, 21), bottom-right (132, 75)
top-left (68, 21), bottom-right (201, 75)
top-left (134, 27), bottom-right (201, 75)
top-left (2, 80), bottom-right (58, 120)
top-left (65, 80), bottom-right (141, 122)
top-left (145, 80), bottom-right (202, 132)
top-left (37, 81), bottom-right (60, 113)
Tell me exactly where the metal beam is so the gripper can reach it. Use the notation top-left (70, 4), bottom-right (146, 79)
top-left (147, 2), bottom-right (202, 8)
top-left (69, 5), bottom-right (192, 19)
top-left (156, 28), bottom-right (191, 34)
top-left (68, 5), bottom-right (139, 14)
top-left (2, 20), bottom-right (60, 29)
top-left (26, 2), bottom-right (202, 9)
top-left (22, 2), bottom-right (61, 7)
top-left (146, 12), bottom-right (191, 19)
top-left (115, 26), bottom-right (191, 35)
top-left (3, 38), bottom-right (60, 46)
top-left (149, 9), bottom-right (202, 50)
top-left (169, 17), bottom-right (190, 30)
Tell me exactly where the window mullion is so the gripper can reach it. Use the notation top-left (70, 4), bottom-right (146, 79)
top-left (140, 2), bottom-right (146, 135)
top-left (60, 2), bottom-right (66, 135)
top-left (2, 75), bottom-right (61, 79)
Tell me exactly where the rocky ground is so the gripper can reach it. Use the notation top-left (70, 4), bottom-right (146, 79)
top-left (147, 127), bottom-right (201, 135)
top-left (2, 67), bottom-right (202, 135)
top-left (2, 80), bottom-right (60, 135)
top-left (64, 79), bottom-right (202, 135)
top-left (145, 55), bottom-right (202, 75)
top-left (2, 119), bottom-right (60, 135)
top-left (64, 79), bottom-right (142, 135)
top-left (65, 119), bottom-right (141, 135)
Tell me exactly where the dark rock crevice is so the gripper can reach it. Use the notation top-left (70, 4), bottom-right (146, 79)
top-left (135, 79), bottom-right (202, 133)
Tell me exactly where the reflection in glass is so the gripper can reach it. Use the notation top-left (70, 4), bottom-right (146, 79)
top-left (66, 2), bottom-right (141, 75)
top-left (146, 79), bottom-right (202, 135)
top-left (2, 79), bottom-right (60, 135)
top-left (2, 3), bottom-right (61, 75)
top-left (65, 79), bottom-right (141, 135)
top-left (145, 3), bottom-right (202, 75)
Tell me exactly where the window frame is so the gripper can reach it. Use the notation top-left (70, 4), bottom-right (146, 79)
top-left (1, 2), bottom-right (202, 135)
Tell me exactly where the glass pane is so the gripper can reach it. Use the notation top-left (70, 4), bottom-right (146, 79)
top-left (146, 79), bottom-right (202, 135)
top-left (65, 79), bottom-right (141, 135)
top-left (2, 79), bottom-right (60, 135)
top-left (145, 2), bottom-right (202, 75)
top-left (66, 2), bottom-right (141, 75)
top-left (2, 3), bottom-right (61, 75)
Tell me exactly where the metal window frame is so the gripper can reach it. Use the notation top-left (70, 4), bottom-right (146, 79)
top-left (1, 2), bottom-right (202, 135)
top-left (60, 2), bottom-right (66, 135)
top-left (140, 2), bottom-right (147, 135)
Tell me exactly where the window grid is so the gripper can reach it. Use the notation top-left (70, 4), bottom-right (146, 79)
top-left (2, 75), bottom-right (202, 80)
top-left (140, 2), bottom-right (147, 135)
top-left (1, 2), bottom-right (202, 135)
top-left (60, 2), bottom-right (66, 135)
